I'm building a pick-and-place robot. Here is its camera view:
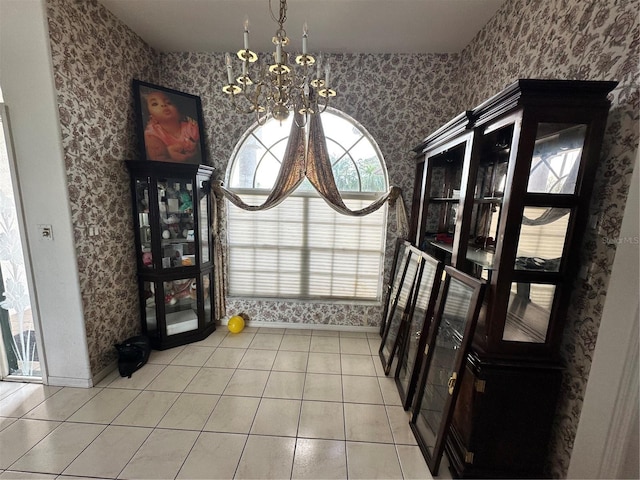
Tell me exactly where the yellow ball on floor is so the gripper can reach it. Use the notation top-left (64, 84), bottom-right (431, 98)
top-left (227, 315), bottom-right (245, 333)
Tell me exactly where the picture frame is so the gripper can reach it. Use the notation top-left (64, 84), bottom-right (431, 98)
top-left (133, 79), bottom-right (206, 164)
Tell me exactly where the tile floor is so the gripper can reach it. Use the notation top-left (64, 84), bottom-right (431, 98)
top-left (0, 326), bottom-right (452, 479)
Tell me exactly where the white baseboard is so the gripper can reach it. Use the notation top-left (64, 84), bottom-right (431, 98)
top-left (46, 375), bottom-right (93, 388)
top-left (92, 360), bottom-right (118, 386)
top-left (221, 319), bottom-right (380, 334)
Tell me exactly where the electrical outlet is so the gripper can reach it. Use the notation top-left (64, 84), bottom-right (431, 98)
top-left (38, 224), bottom-right (53, 240)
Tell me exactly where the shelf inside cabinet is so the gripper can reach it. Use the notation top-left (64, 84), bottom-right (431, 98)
top-left (429, 241), bottom-right (496, 271)
top-left (474, 196), bottom-right (503, 204)
top-left (429, 197), bottom-right (460, 203)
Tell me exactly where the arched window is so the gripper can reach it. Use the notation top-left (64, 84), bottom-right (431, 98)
top-left (225, 108), bottom-right (389, 301)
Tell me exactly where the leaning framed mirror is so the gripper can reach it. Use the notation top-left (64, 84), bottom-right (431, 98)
top-left (409, 266), bottom-right (486, 475)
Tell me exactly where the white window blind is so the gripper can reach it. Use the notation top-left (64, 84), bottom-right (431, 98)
top-left (227, 190), bottom-right (386, 301)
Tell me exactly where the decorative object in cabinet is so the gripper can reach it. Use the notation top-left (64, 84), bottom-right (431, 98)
top-left (409, 79), bottom-right (617, 478)
top-left (127, 160), bottom-right (216, 350)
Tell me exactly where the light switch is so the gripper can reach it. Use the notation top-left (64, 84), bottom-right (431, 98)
top-left (38, 224), bottom-right (53, 240)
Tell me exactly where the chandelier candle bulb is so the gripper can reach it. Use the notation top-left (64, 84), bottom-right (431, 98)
top-left (225, 53), bottom-right (234, 84)
top-left (276, 42), bottom-right (282, 64)
top-left (302, 22), bottom-right (308, 54)
top-left (325, 63), bottom-right (331, 87)
top-left (243, 18), bottom-right (250, 50)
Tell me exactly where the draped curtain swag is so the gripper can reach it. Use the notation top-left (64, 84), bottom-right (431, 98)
top-left (211, 111), bottom-right (409, 321)
top-left (214, 111), bottom-right (408, 231)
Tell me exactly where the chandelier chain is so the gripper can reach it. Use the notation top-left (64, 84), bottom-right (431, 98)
top-left (270, 0), bottom-right (287, 28)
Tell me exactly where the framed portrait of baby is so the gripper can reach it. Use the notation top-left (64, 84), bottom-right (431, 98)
top-left (133, 80), bottom-right (206, 164)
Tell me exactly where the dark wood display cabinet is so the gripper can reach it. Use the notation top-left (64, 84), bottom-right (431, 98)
top-left (127, 161), bottom-right (216, 350)
top-left (407, 79), bottom-right (617, 478)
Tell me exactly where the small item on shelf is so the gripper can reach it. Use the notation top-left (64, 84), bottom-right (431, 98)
top-left (435, 233), bottom-right (454, 244)
top-left (142, 251), bottom-right (152, 266)
top-left (179, 191), bottom-right (193, 212)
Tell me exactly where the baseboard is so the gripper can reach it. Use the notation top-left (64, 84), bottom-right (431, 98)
top-left (46, 375), bottom-right (93, 388)
top-left (92, 360), bottom-right (118, 387)
top-left (221, 319), bottom-right (380, 334)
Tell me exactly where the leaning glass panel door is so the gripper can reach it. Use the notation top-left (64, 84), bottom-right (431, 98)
top-left (395, 252), bottom-right (444, 410)
top-left (410, 267), bottom-right (485, 475)
top-left (379, 242), bottom-right (420, 375)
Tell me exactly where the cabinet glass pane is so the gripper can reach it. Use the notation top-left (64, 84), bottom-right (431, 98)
top-left (380, 250), bottom-right (420, 367)
top-left (516, 207), bottom-right (570, 272)
top-left (429, 165), bottom-right (463, 199)
top-left (397, 257), bottom-right (441, 403)
top-left (528, 124), bottom-right (586, 194)
top-left (203, 273), bottom-right (213, 325)
top-left (503, 283), bottom-right (555, 343)
top-left (143, 281), bottom-right (158, 336)
top-left (164, 278), bottom-right (198, 335)
top-left (198, 176), bottom-right (211, 263)
top-left (415, 277), bottom-right (473, 457)
top-left (467, 202), bottom-right (501, 270)
top-left (136, 179), bottom-right (153, 269)
top-left (423, 202), bottom-right (458, 250)
top-left (158, 178), bottom-right (195, 269)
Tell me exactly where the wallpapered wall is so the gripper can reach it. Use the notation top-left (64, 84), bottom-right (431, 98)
top-left (158, 52), bottom-right (461, 328)
top-left (455, 0), bottom-right (638, 477)
top-left (46, 0), bottom-right (159, 374)
top-left (44, 0), bottom-right (637, 476)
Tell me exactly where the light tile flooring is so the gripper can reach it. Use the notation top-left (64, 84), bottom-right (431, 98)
top-left (0, 327), bottom-right (452, 479)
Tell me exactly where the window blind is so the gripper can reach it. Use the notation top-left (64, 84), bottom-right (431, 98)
top-left (227, 191), bottom-right (386, 301)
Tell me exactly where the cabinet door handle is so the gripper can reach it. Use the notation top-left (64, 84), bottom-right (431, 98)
top-left (448, 372), bottom-right (457, 395)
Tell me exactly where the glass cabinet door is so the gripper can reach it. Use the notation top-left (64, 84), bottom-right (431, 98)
top-left (527, 124), bottom-right (587, 195)
top-left (135, 179), bottom-right (153, 269)
top-left (499, 122), bottom-right (587, 345)
top-left (465, 120), bottom-right (514, 279)
top-left (417, 141), bottom-right (466, 255)
top-left (202, 272), bottom-right (213, 327)
top-left (157, 177), bottom-right (196, 269)
top-left (197, 173), bottom-right (211, 264)
top-left (410, 267), bottom-right (485, 475)
top-left (162, 277), bottom-right (199, 336)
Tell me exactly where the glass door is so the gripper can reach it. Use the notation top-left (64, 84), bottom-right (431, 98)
top-left (0, 104), bottom-right (41, 380)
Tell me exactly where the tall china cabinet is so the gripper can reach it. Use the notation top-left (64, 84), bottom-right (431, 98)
top-left (127, 161), bottom-right (216, 350)
top-left (408, 79), bottom-right (617, 478)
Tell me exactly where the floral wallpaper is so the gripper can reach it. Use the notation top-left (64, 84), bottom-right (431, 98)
top-left (46, 0), bottom-right (159, 374)
top-left (455, 0), bottom-right (638, 476)
top-left (158, 52), bottom-right (462, 327)
top-left (43, 0), bottom-right (637, 476)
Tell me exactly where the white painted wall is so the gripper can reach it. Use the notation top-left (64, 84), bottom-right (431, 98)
top-left (0, 0), bottom-right (92, 387)
top-left (568, 150), bottom-right (640, 478)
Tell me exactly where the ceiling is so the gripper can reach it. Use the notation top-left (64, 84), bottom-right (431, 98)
top-left (97, 0), bottom-right (506, 54)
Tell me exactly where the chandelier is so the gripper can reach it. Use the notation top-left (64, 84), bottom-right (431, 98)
top-left (222, 0), bottom-right (336, 124)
